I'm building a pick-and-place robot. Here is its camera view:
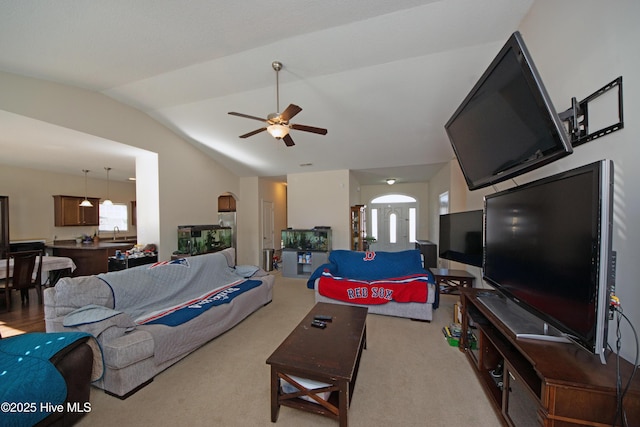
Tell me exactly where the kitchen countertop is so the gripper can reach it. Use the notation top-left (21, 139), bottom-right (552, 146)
top-left (48, 239), bottom-right (138, 277)
top-left (47, 240), bottom-right (136, 250)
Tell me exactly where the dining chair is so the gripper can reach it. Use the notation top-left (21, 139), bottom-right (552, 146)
top-left (1, 249), bottom-right (43, 311)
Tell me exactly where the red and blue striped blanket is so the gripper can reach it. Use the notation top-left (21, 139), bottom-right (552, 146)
top-left (317, 271), bottom-right (430, 305)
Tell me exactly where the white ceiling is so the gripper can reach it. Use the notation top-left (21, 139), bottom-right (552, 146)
top-left (0, 0), bottom-right (534, 184)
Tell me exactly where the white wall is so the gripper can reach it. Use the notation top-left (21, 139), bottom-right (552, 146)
top-left (428, 161), bottom-right (451, 248)
top-left (287, 170), bottom-right (351, 250)
top-left (237, 177), bottom-right (259, 266)
top-left (135, 152), bottom-right (159, 248)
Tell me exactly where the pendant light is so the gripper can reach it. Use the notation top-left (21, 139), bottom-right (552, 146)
top-left (103, 167), bottom-right (113, 205)
top-left (79, 169), bottom-right (93, 207)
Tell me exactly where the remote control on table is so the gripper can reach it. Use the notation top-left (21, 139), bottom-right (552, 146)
top-left (314, 315), bottom-right (333, 322)
top-left (311, 320), bottom-right (327, 329)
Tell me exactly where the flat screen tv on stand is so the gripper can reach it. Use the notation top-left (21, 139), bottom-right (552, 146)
top-left (445, 31), bottom-right (573, 190)
top-left (481, 160), bottom-right (615, 364)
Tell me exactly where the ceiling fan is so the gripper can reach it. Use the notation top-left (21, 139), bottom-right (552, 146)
top-left (228, 61), bottom-right (327, 147)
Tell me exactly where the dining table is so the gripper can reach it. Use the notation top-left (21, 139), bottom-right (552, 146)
top-left (0, 255), bottom-right (76, 285)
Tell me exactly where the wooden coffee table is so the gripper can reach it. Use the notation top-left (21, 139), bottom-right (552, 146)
top-left (266, 302), bottom-right (368, 427)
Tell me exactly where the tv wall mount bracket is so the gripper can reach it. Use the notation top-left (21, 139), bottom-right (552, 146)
top-left (558, 76), bottom-right (623, 147)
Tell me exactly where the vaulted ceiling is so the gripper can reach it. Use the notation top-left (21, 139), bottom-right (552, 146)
top-left (0, 0), bottom-right (534, 184)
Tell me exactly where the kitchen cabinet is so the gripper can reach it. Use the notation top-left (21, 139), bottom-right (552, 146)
top-left (53, 195), bottom-right (100, 226)
top-left (217, 195), bottom-right (236, 212)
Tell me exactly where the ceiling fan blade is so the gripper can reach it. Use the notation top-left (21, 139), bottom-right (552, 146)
top-left (279, 104), bottom-right (302, 122)
top-left (228, 112), bottom-right (268, 122)
top-left (283, 134), bottom-right (295, 147)
top-left (290, 123), bottom-right (328, 135)
top-left (239, 127), bottom-right (267, 138)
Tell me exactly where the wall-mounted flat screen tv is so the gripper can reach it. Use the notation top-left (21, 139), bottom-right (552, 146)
top-left (482, 160), bottom-right (614, 363)
top-left (445, 31), bottom-right (573, 190)
top-left (439, 210), bottom-right (483, 267)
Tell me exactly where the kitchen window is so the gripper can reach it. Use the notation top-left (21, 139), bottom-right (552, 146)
top-left (99, 203), bottom-right (128, 232)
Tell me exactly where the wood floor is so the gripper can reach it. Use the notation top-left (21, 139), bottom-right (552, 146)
top-left (0, 288), bottom-right (46, 338)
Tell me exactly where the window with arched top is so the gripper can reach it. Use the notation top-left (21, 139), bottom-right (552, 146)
top-left (371, 194), bottom-right (417, 204)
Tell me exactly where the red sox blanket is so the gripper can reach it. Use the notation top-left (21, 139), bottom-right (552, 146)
top-left (317, 271), bottom-right (430, 305)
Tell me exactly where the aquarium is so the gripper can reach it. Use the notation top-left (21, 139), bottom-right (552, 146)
top-left (281, 228), bottom-right (332, 252)
top-left (176, 225), bottom-right (232, 256)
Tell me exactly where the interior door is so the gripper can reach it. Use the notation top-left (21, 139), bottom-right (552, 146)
top-left (372, 204), bottom-right (414, 252)
top-left (262, 200), bottom-right (274, 250)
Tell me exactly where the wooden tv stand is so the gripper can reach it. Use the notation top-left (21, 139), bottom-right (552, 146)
top-left (459, 288), bottom-right (640, 426)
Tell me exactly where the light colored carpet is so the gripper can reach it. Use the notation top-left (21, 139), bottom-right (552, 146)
top-left (78, 273), bottom-right (501, 426)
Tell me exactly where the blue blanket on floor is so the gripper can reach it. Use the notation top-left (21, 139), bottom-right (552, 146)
top-left (0, 332), bottom-right (91, 427)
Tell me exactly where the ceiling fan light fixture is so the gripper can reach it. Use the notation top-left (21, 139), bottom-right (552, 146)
top-left (267, 124), bottom-right (289, 139)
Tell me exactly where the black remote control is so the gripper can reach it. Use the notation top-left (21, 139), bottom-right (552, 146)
top-left (314, 315), bottom-right (332, 322)
top-left (311, 320), bottom-right (326, 329)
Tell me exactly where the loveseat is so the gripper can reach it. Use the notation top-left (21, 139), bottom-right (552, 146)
top-left (307, 249), bottom-right (437, 321)
top-left (44, 249), bottom-right (274, 398)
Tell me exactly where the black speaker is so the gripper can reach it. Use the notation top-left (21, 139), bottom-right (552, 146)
top-left (415, 240), bottom-right (437, 268)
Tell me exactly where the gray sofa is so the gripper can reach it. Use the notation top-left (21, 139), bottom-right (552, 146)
top-left (310, 249), bottom-right (436, 321)
top-left (314, 284), bottom-right (435, 321)
top-left (44, 249), bottom-right (274, 398)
